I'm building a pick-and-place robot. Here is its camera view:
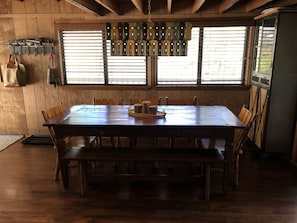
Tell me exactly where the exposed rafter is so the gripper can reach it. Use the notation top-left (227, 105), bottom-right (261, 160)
top-left (219, 0), bottom-right (240, 13)
top-left (95, 0), bottom-right (120, 15)
top-left (64, 0), bottom-right (297, 19)
top-left (273, 0), bottom-right (297, 7)
top-left (130, 0), bottom-right (144, 14)
top-left (246, 0), bottom-right (274, 12)
top-left (167, 0), bottom-right (173, 13)
top-left (65, 0), bottom-right (102, 16)
top-left (192, 0), bottom-right (206, 13)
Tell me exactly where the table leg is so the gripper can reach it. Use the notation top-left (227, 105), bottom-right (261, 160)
top-left (224, 140), bottom-right (234, 195)
top-left (56, 139), bottom-right (69, 189)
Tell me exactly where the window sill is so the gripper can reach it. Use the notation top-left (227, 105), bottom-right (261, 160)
top-left (59, 85), bottom-right (153, 90)
top-left (155, 84), bottom-right (250, 90)
top-left (59, 84), bottom-right (250, 91)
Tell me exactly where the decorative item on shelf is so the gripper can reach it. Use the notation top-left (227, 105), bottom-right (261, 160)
top-left (3, 38), bottom-right (56, 56)
top-left (105, 0), bottom-right (191, 56)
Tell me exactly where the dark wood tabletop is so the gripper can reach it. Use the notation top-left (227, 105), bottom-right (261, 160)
top-left (44, 104), bottom-right (245, 193)
top-left (45, 105), bottom-right (244, 137)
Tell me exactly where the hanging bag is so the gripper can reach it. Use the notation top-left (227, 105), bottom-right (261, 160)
top-left (47, 53), bottom-right (58, 86)
top-left (1, 55), bottom-right (27, 87)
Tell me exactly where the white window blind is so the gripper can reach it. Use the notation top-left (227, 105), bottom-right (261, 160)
top-left (255, 19), bottom-right (275, 75)
top-left (61, 30), bottom-right (105, 84)
top-left (106, 41), bottom-right (147, 85)
top-left (157, 27), bottom-right (200, 85)
top-left (201, 27), bottom-right (246, 84)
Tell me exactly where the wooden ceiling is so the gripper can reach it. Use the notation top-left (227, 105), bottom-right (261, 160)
top-left (65, 0), bottom-right (297, 21)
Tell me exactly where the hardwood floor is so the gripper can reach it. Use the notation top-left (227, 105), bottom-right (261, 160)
top-left (0, 139), bottom-right (297, 223)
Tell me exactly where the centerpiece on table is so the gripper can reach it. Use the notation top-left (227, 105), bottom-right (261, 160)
top-left (128, 100), bottom-right (166, 119)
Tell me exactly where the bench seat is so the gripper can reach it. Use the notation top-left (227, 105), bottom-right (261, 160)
top-left (63, 147), bottom-right (225, 200)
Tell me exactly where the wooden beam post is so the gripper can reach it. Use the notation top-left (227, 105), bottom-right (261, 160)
top-left (95, 0), bottom-right (120, 15)
top-left (219, 0), bottom-right (240, 13)
top-left (131, 0), bottom-right (144, 14)
top-left (192, 0), bottom-right (206, 13)
top-left (65, 0), bottom-right (102, 16)
top-left (167, 0), bottom-right (173, 13)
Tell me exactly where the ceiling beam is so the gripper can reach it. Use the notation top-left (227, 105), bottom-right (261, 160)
top-left (274, 0), bottom-right (297, 7)
top-left (219, 0), bottom-right (240, 13)
top-left (130, 0), bottom-right (144, 14)
top-left (245, 0), bottom-right (274, 12)
top-left (65, 0), bottom-right (102, 16)
top-left (95, 0), bottom-right (120, 15)
top-left (192, 0), bottom-right (206, 13)
top-left (167, 0), bottom-right (173, 13)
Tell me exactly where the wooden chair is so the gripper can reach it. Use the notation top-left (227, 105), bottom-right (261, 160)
top-left (165, 96), bottom-right (198, 148)
top-left (165, 96), bottom-right (197, 106)
top-left (42, 103), bottom-right (96, 181)
top-left (129, 97), bottom-right (162, 106)
top-left (93, 97), bottom-right (123, 148)
top-left (93, 98), bottom-right (123, 106)
top-left (199, 104), bottom-right (257, 185)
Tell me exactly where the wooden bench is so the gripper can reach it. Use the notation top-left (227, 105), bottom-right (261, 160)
top-left (63, 147), bottom-right (225, 200)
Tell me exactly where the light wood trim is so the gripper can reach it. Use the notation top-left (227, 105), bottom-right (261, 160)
top-left (192, 0), bottom-right (206, 13)
top-left (0, 12), bottom-right (255, 26)
top-left (131, 0), bottom-right (144, 14)
top-left (167, 0), bottom-right (173, 13)
top-left (245, 0), bottom-right (274, 12)
top-left (95, 0), bottom-right (119, 15)
top-left (65, 0), bottom-right (102, 16)
top-left (279, 0), bottom-right (297, 7)
top-left (255, 7), bottom-right (297, 20)
top-left (54, 20), bottom-right (105, 30)
top-left (219, 0), bottom-right (240, 13)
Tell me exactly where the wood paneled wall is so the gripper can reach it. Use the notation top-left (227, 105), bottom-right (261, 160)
top-left (0, 0), bottom-right (249, 136)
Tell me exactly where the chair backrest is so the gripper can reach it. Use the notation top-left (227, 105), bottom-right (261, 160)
top-left (46, 104), bottom-right (66, 119)
top-left (238, 104), bottom-right (252, 125)
top-left (234, 105), bottom-right (257, 152)
top-left (129, 97), bottom-right (161, 105)
top-left (165, 96), bottom-right (197, 105)
top-left (93, 97), bottom-right (123, 105)
top-left (41, 103), bottom-right (67, 147)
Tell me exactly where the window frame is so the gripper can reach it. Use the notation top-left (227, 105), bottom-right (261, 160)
top-left (56, 22), bottom-right (148, 87)
top-left (55, 21), bottom-right (251, 89)
top-left (156, 25), bottom-right (250, 87)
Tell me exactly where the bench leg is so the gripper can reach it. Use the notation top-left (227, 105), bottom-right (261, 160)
top-left (54, 154), bottom-right (60, 181)
top-left (79, 161), bottom-right (87, 197)
top-left (204, 163), bottom-right (210, 200)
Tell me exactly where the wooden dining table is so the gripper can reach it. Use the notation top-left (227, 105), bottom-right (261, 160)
top-left (44, 104), bottom-right (245, 194)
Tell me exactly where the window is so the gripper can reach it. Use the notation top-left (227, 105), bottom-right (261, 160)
top-left (106, 42), bottom-right (147, 85)
top-left (59, 30), bottom-right (147, 85)
top-left (157, 28), bottom-right (200, 85)
top-left (253, 18), bottom-right (275, 76)
top-left (59, 25), bottom-right (248, 87)
top-left (61, 30), bottom-right (105, 84)
top-left (157, 26), bottom-right (248, 85)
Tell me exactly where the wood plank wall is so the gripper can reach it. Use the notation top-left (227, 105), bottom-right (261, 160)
top-left (0, 0), bottom-right (249, 136)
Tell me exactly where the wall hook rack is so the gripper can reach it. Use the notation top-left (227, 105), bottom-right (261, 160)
top-left (3, 38), bottom-right (57, 56)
